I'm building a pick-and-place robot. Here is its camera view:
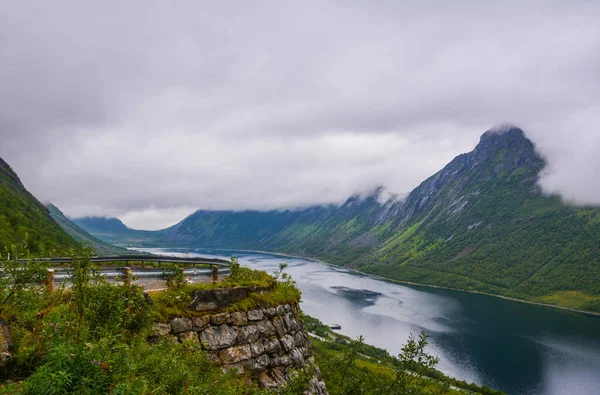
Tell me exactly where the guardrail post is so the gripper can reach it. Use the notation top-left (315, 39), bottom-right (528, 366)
top-left (124, 267), bottom-right (132, 288)
top-left (45, 269), bottom-right (55, 294)
top-left (211, 265), bottom-right (219, 283)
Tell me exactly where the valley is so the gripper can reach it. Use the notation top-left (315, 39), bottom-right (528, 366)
top-left (74, 128), bottom-right (600, 314)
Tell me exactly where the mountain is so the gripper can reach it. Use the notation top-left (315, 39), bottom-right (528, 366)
top-left (0, 157), bottom-right (78, 255)
top-left (76, 128), bottom-right (600, 312)
top-left (72, 216), bottom-right (156, 245)
top-left (46, 204), bottom-right (131, 255)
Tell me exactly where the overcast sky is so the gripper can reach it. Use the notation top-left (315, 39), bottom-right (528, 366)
top-left (1, 1), bottom-right (599, 229)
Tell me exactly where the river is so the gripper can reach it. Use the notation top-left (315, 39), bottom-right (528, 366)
top-left (141, 247), bottom-right (600, 395)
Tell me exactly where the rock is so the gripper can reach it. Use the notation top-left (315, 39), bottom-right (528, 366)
top-left (189, 287), bottom-right (249, 312)
top-left (283, 313), bottom-right (294, 331)
top-left (178, 331), bottom-right (199, 343)
top-left (291, 349), bottom-right (305, 367)
top-left (276, 305), bottom-right (285, 316)
top-left (283, 304), bottom-right (291, 312)
top-left (259, 371), bottom-right (277, 389)
top-left (250, 340), bottom-right (265, 357)
top-left (166, 335), bottom-right (179, 344)
top-left (264, 307), bottom-right (277, 318)
top-left (309, 376), bottom-right (328, 395)
top-left (294, 332), bottom-right (307, 347)
top-left (256, 320), bottom-right (277, 337)
top-left (236, 325), bottom-right (260, 344)
top-left (271, 354), bottom-right (292, 367)
top-left (151, 323), bottom-right (171, 337)
top-left (271, 366), bottom-right (286, 382)
top-left (200, 325), bottom-right (238, 350)
top-left (280, 334), bottom-right (295, 352)
top-left (272, 316), bottom-right (286, 337)
top-left (256, 354), bottom-right (270, 370)
top-left (170, 317), bottom-right (192, 334)
top-left (302, 347), bottom-right (313, 358)
top-left (1, 318), bottom-right (13, 356)
top-left (247, 309), bottom-right (264, 321)
top-left (243, 354), bottom-right (270, 373)
top-left (219, 345), bottom-right (251, 364)
top-left (263, 337), bottom-right (281, 354)
top-left (211, 312), bottom-right (230, 326)
top-left (192, 315), bottom-right (210, 330)
top-left (0, 351), bottom-right (11, 367)
top-left (230, 311), bottom-right (248, 326)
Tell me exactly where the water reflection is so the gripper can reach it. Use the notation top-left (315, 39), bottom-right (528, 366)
top-left (140, 248), bottom-right (600, 395)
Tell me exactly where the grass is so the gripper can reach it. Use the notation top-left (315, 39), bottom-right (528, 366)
top-left (533, 291), bottom-right (600, 310)
top-left (150, 266), bottom-right (300, 321)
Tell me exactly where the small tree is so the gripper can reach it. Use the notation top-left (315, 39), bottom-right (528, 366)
top-left (390, 331), bottom-right (439, 393)
top-left (0, 244), bottom-right (49, 312)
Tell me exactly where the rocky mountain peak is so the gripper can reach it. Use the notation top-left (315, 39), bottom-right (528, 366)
top-left (476, 126), bottom-right (530, 154)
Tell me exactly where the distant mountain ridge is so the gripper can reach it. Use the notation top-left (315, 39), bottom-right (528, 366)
top-left (46, 204), bottom-right (130, 255)
top-left (72, 216), bottom-right (156, 245)
top-left (75, 128), bottom-right (600, 312)
top-left (0, 157), bottom-right (78, 254)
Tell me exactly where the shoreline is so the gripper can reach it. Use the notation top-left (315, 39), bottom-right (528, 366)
top-left (142, 246), bottom-right (600, 318)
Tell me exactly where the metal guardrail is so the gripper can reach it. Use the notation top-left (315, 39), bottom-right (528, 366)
top-left (12, 255), bottom-right (232, 289)
top-left (17, 254), bottom-right (231, 267)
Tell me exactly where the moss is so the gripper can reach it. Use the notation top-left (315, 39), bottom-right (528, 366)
top-left (223, 282), bottom-right (301, 312)
top-left (150, 267), bottom-right (299, 321)
top-left (151, 282), bottom-right (300, 321)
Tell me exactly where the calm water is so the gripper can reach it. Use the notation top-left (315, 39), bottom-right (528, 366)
top-left (143, 248), bottom-right (600, 395)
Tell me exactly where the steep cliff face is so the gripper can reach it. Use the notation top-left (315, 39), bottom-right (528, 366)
top-left (150, 295), bottom-right (327, 394)
top-left (386, 128), bottom-right (543, 225)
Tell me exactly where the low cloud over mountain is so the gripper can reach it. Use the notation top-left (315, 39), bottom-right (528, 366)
top-left (1, 1), bottom-right (599, 229)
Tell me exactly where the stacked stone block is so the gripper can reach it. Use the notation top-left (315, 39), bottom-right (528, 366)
top-left (150, 303), bottom-right (327, 394)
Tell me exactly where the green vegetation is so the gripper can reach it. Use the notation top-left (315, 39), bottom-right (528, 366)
top-left (1, 250), bottom-right (505, 394)
top-left (306, 316), bottom-right (505, 395)
top-left (46, 204), bottom-right (131, 255)
top-left (0, 158), bottom-right (78, 255)
top-left (151, 261), bottom-right (301, 321)
top-left (0, 253), bottom-right (280, 394)
top-left (75, 129), bottom-right (600, 314)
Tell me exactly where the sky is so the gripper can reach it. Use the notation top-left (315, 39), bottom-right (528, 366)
top-left (1, 1), bottom-right (599, 230)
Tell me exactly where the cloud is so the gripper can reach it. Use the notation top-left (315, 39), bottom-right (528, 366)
top-left (0, 1), bottom-right (599, 229)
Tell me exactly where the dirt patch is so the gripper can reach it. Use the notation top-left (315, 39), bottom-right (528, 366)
top-left (454, 247), bottom-right (473, 260)
top-left (347, 232), bottom-right (379, 248)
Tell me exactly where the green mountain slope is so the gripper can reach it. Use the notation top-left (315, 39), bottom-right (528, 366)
top-left (47, 204), bottom-right (131, 255)
top-left (75, 128), bottom-right (600, 312)
top-left (0, 158), bottom-right (78, 255)
top-left (356, 129), bottom-right (600, 311)
top-left (72, 216), bottom-right (156, 245)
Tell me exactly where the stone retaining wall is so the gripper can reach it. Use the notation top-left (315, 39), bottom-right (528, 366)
top-left (150, 303), bottom-right (327, 394)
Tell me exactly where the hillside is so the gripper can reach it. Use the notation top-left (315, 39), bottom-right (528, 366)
top-left (47, 204), bottom-right (131, 255)
top-left (0, 157), bottom-right (78, 255)
top-left (76, 128), bottom-right (600, 312)
top-left (72, 216), bottom-right (156, 245)
top-left (355, 129), bottom-right (600, 312)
